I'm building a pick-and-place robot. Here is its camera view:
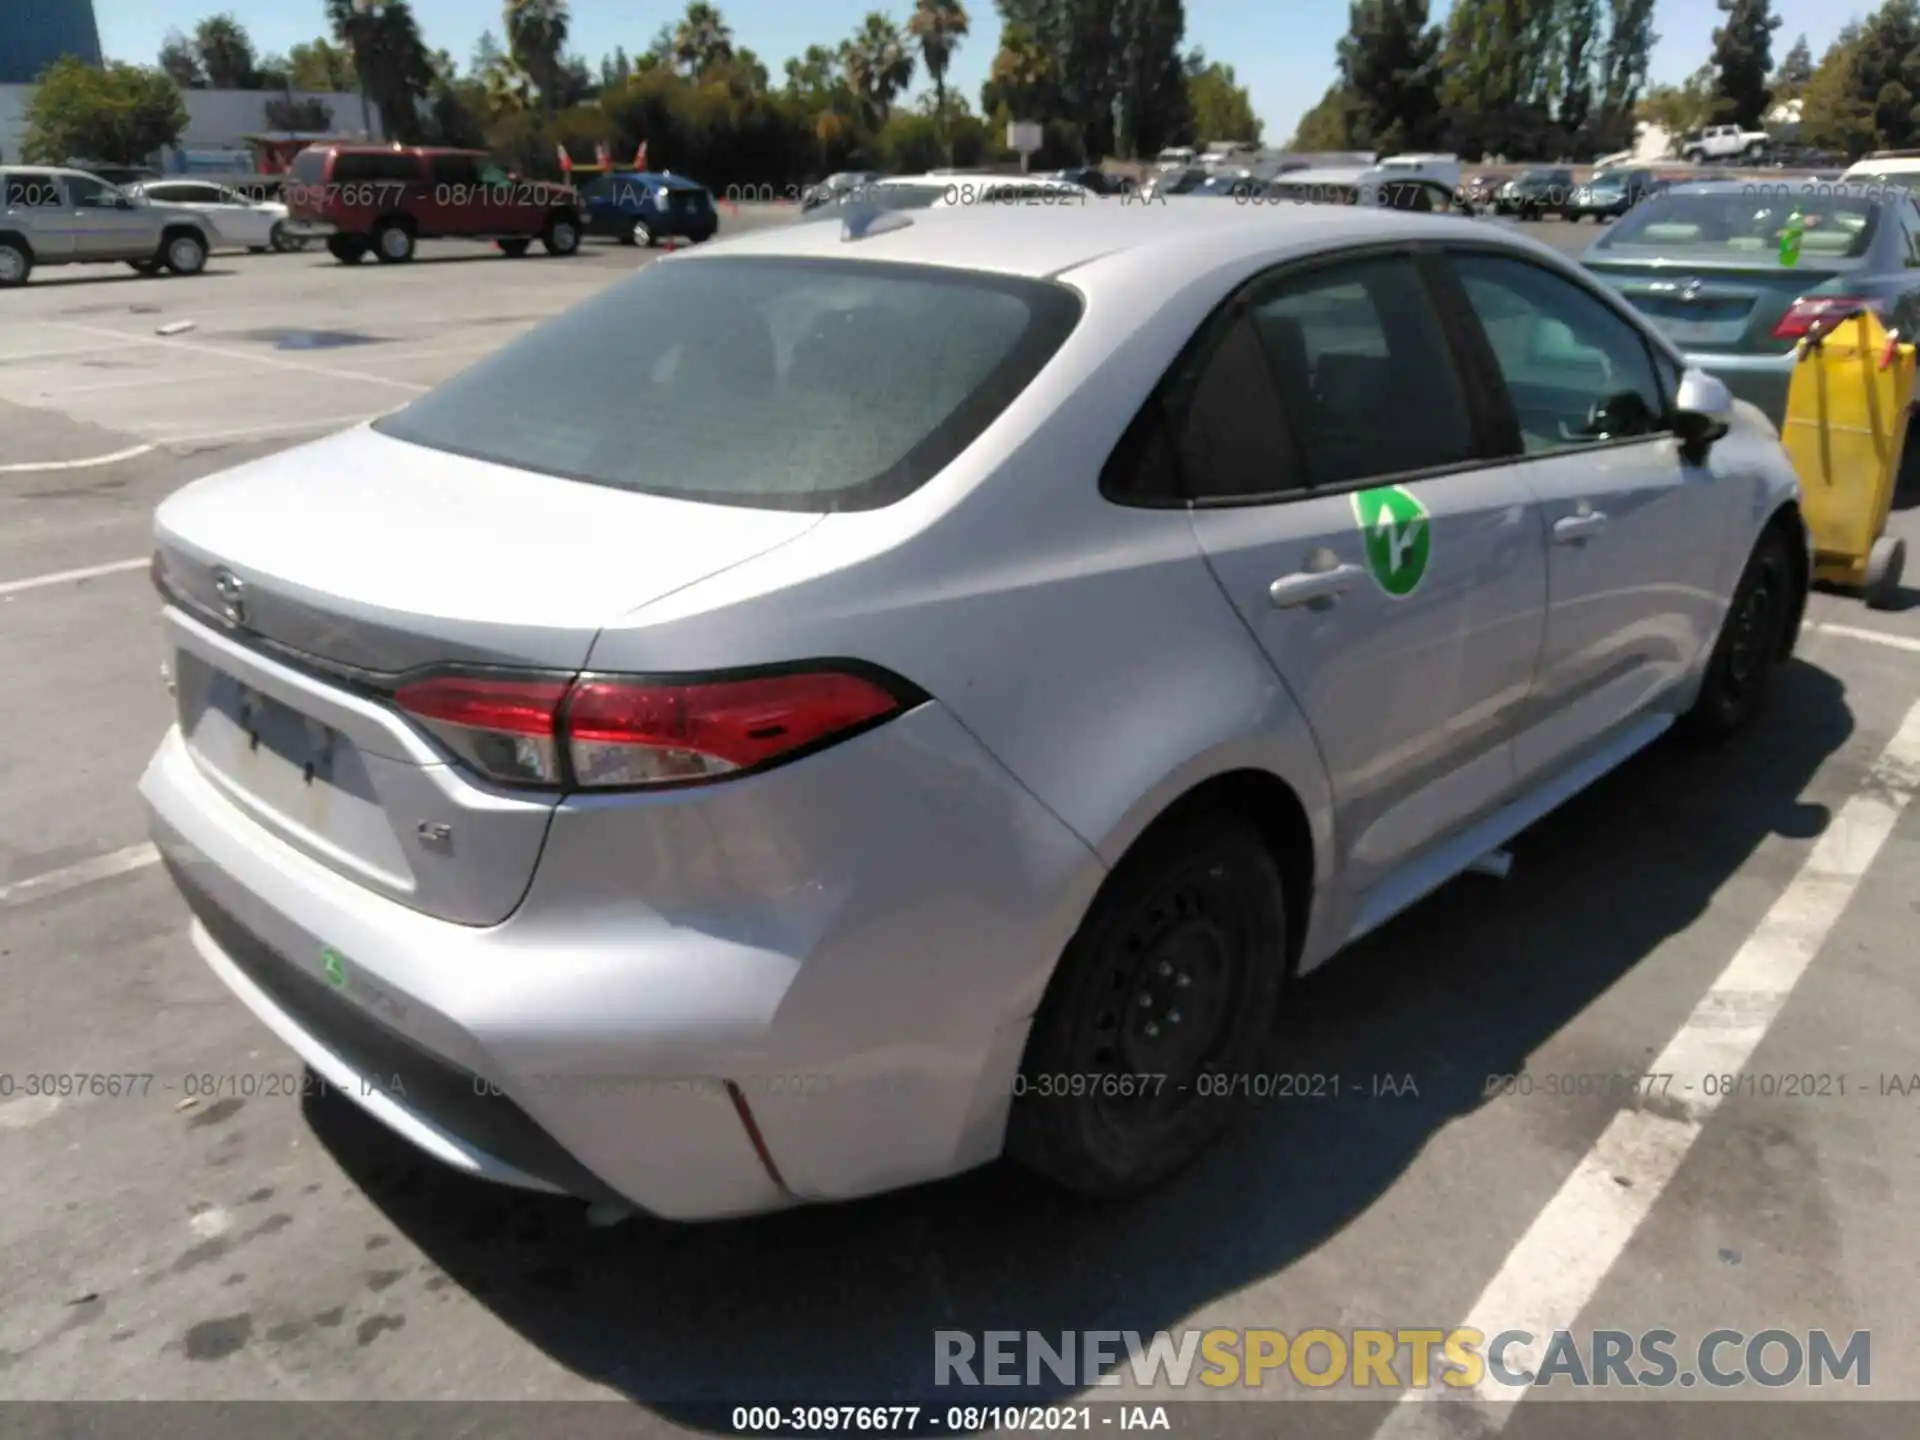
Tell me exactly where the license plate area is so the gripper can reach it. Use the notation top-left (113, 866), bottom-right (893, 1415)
top-left (231, 682), bottom-right (341, 784)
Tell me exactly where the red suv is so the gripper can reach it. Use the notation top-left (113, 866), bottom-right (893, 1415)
top-left (283, 145), bottom-right (583, 264)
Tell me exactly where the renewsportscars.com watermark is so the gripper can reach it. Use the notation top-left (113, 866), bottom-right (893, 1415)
top-left (935, 1328), bottom-right (1871, 1391)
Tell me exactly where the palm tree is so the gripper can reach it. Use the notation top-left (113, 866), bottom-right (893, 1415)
top-left (841, 13), bottom-right (915, 132)
top-left (672, 3), bottom-right (734, 77)
top-left (503, 0), bottom-right (569, 113)
top-left (906, 0), bottom-right (968, 140)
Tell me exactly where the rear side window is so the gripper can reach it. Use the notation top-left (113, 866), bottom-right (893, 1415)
top-left (287, 149), bottom-right (327, 185)
top-left (1160, 314), bottom-right (1298, 500)
top-left (333, 152), bottom-right (420, 184)
top-left (375, 257), bottom-right (1084, 512)
top-left (4, 175), bottom-right (62, 207)
top-left (1248, 256), bottom-right (1478, 485)
top-left (428, 153), bottom-right (481, 186)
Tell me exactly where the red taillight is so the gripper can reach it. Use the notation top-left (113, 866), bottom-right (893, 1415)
top-left (392, 668), bottom-right (914, 791)
top-left (393, 675), bottom-right (571, 786)
top-left (1772, 295), bottom-right (1884, 341)
top-left (564, 672), bottom-right (909, 787)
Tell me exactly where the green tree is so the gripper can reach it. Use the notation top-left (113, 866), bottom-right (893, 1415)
top-left (1556, 0), bottom-right (1600, 132)
top-left (255, 53), bottom-right (290, 89)
top-left (1338, 0), bottom-right (1444, 154)
top-left (1771, 33), bottom-right (1813, 99)
top-left (1186, 59), bottom-right (1259, 144)
top-left (841, 13), bottom-right (915, 131)
top-left (158, 31), bottom-right (204, 88)
top-left (288, 38), bottom-right (356, 91)
top-left (979, 19), bottom-right (1058, 123)
top-left (504, 0), bottom-right (570, 113)
top-left (672, 3), bottom-right (735, 75)
top-left (1638, 61), bottom-right (1717, 137)
top-left (1289, 81), bottom-right (1367, 149)
top-left (23, 57), bottom-right (189, 165)
top-left (325, 0), bottom-right (436, 141)
top-left (602, 47), bottom-right (633, 87)
top-left (1850, 0), bottom-right (1920, 152)
top-left (1116, 0), bottom-right (1190, 158)
top-left (1710, 0), bottom-right (1780, 128)
top-left (194, 14), bottom-right (259, 89)
top-left (907, 0), bottom-right (970, 139)
top-left (1595, 0), bottom-right (1657, 145)
top-left (1797, 23), bottom-right (1873, 155)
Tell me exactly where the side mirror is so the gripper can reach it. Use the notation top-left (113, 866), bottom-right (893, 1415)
top-left (1673, 368), bottom-right (1734, 462)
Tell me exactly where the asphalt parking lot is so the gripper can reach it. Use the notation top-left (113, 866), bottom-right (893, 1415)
top-left (3, 211), bottom-right (1920, 1435)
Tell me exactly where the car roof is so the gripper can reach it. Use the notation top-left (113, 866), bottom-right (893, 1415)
top-left (671, 199), bottom-right (1500, 281)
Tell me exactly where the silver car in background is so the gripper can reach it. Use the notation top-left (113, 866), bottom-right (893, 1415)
top-left (124, 178), bottom-right (298, 253)
top-left (142, 201), bottom-right (1807, 1222)
top-left (0, 166), bottom-right (217, 285)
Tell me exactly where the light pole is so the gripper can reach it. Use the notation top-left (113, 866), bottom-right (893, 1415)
top-left (351, 0), bottom-right (386, 139)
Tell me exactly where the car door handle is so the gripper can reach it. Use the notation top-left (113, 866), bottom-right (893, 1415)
top-left (1552, 512), bottom-right (1609, 544)
top-left (1269, 564), bottom-right (1365, 609)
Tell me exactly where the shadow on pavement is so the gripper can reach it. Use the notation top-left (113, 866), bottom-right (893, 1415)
top-left (304, 658), bottom-right (1852, 1425)
top-left (17, 269), bottom-right (238, 290)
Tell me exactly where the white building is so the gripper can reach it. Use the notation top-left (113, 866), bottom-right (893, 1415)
top-left (0, 82), bottom-right (378, 173)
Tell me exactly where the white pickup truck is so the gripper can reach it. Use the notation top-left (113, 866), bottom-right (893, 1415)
top-left (1680, 124), bottom-right (1772, 163)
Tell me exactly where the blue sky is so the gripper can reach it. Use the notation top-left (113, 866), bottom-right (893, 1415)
top-left (96, 0), bottom-right (1859, 147)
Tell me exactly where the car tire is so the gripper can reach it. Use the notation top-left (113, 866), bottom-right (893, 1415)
top-left (629, 218), bottom-right (653, 247)
top-left (327, 236), bottom-right (368, 264)
top-left (1864, 535), bottom-right (1908, 611)
top-left (542, 213), bottom-right (581, 256)
top-left (163, 231), bottom-right (207, 276)
top-left (1680, 525), bottom-right (1798, 741)
top-left (497, 238), bottom-right (531, 257)
top-left (0, 238), bottom-right (32, 287)
top-left (127, 259), bottom-right (161, 275)
top-left (268, 221), bottom-right (289, 252)
top-left (372, 220), bottom-right (415, 263)
top-left (1005, 810), bottom-right (1288, 1198)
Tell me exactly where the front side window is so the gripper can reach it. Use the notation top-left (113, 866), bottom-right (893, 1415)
top-left (1450, 252), bottom-right (1669, 456)
top-left (429, 153), bottom-right (481, 187)
top-left (66, 175), bottom-right (121, 207)
top-left (375, 257), bottom-right (1083, 512)
top-left (1248, 255), bottom-right (1479, 486)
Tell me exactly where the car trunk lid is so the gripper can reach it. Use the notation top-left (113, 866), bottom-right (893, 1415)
top-left (1585, 253), bottom-right (1857, 353)
top-left (153, 424), bottom-right (821, 925)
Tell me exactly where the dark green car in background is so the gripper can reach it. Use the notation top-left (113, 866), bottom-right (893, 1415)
top-left (1583, 179), bottom-right (1920, 427)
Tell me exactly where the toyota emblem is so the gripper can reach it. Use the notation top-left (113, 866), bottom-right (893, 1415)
top-left (212, 568), bottom-right (248, 627)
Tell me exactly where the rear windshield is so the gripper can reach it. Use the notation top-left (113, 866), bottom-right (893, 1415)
top-left (1598, 190), bottom-right (1880, 259)
top-left (374, 257), bottom-right (1084, 512)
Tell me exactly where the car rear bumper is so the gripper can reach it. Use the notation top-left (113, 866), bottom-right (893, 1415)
top-left (1681, 349), bottom-right (1796, 427)
top-left (139, 697), bottom-right (1101, 1220)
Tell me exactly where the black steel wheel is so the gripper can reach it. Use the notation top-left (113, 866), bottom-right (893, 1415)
top-left (1682, 525), bottom-right (1796, 740)
top-left (1006, 811), bottom-right (1288, 1197)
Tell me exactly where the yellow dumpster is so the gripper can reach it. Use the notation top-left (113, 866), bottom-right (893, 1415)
top-left (1779, 307), bottom-right (1913, 609)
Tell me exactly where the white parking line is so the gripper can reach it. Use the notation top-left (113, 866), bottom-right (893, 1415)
top-left (0, 444), bottom-right (155, 474)
top-left (1371, 695), bottom-right (1920, 1436)
top-left (1810, 622), bottom-right (1920, 654)
top-left (51, 320), bottom-right (430, 393)
top-left (0, 843), bottom-right (160, 909)
top-left (0, 556), bottom-right (148, 597)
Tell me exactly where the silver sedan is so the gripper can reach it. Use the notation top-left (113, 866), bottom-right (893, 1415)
top-left (141, 199), bottom-right (1808, 1222)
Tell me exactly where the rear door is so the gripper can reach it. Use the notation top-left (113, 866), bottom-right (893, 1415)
top-left (4, 172), bottom-right (75, 258)
top-left (426, 151), bottom-right (488, 236)
top-left (64, 172), bottom-right (151, 259)
top-left (1438, 248), bottom-right (1735, 780)
top-left (1184, 249), bottom-right (1548, 905)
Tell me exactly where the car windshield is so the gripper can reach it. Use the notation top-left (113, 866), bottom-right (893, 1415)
top-left (1598, 190), bottom-right (1880, 260)
top-left (374, 257), bottom-right (1083, 512)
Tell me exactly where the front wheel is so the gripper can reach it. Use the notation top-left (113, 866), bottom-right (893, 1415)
top-left (497, 238), bottom-right (531, 257)
top-left (327, 235), bottom-right (368, 264)
top-left (1865, 535), bottom-right (1907, 611)
top-left (1006, 811), bottom-right (1288, 1198)
top-left (163, 231), bottom-right (207, 275)
top-left (542, 213), bottom-right (581, 256)
top-left (1681, 527), bottom-right (1797, 741)
top-left (127, 259), bottom-right (161, 275)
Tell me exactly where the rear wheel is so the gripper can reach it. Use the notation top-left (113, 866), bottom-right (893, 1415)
top-left (497, 237), bottom-right (531, 257)
top-left (628, 218), bottom-right (653, 247)
top-left (1681, 526), bottom-right (1797, 740)
top-left (1006, 811), bottom-right (1289, 1197)
top-left (372, 219), bottom-right (415, 263)
top-left (164, 231), bottom-right (207, 275)
top-left (0, 239), bottom-right (31, 287)
top-left (1865, 535), bottom-right (1907, 611)
top-left (127, 259), bottom-right (161, 275)
top-left (327, 235), bottom-right (368, 265)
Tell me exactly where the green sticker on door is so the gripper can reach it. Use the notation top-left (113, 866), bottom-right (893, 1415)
top-left (1351, 485), bottom-right (1431, 598)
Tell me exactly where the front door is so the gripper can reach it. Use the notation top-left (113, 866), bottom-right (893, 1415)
top-left (1437, 248), bottom-right (1735, 780)
top-left (64, 173), bottom-right (151, 259)
top-left (1183, 250), bottom-right (1548, 902)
